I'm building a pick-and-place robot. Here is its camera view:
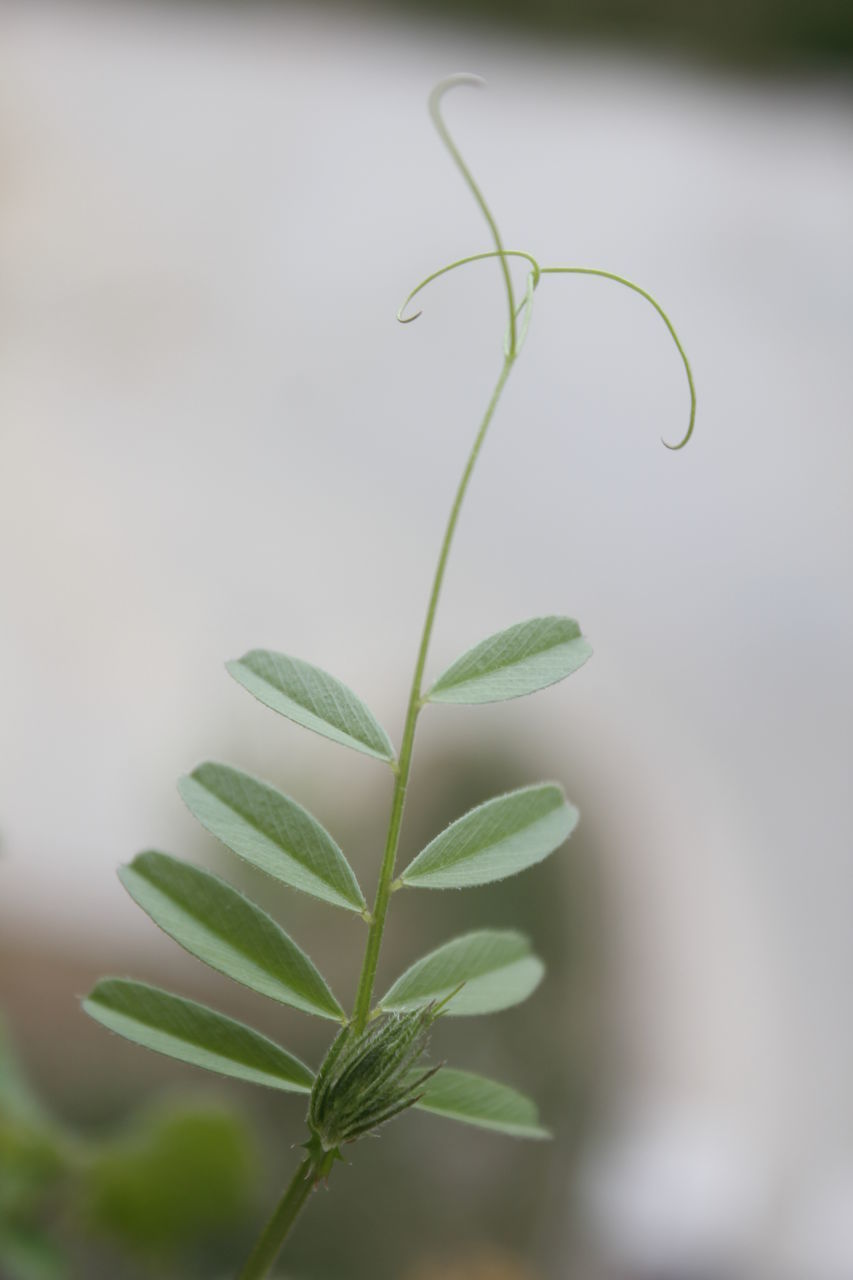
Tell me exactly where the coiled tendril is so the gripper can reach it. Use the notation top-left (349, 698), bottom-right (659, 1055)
top-left (399, 75), bottom-right (695, 451)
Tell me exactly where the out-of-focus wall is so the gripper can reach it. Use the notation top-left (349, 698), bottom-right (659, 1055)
top-left (1, 3), bottom-right (851, 1277)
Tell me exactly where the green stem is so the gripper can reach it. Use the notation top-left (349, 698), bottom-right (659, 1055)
top-left (236, 76), bottom-right (524, 1280)
top-left (235, 349), bottom-right (517, 1280)
top-left (351, 351), bottom-right (515, 1034)
top-left (237, 1152), bottom-right (333, 1280)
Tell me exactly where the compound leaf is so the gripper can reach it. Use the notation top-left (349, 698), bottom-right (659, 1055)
top-left (227, 650), bottom-right (396, 764)
top-left (83, 980), bottom-right (313, 1093)
top-left (119, 851), bottom-right (344, 1021)
top-left (178, 763), bottom-right (366, 913)
top-left (380, 929), bottom-right (543, 1016)
top-left (401, 784), bottom-right (577, 890)
top-left (414, 1068), bottom-right (550, 1139)
top-left (428, 616), bottom-right (592, 704)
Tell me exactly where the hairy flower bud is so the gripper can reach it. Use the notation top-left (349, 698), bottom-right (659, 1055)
top-left (307, 1006), bottom-right (441, 1153)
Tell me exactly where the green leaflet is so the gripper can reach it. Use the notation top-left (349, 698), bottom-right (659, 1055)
top-left (178, 763), bottom-right (366, 914)
top-left (380, 929), bottom-right (543, 1016)
top-left (401, 783), bottom-right (578, 890)
top-left (227, 650), bottom-right (396, 764)
top-left (428, 616), bottom-right (592, 704)
top-left (414, 1068), bottom-right (550, 1140)
top-left (119, 852), bottom-right (344, 1021)
top-left (83, 980), bottom-right (314, 1094)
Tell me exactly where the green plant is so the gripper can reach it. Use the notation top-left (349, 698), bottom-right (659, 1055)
top-left (84, 75), bottom-right (694, 1279)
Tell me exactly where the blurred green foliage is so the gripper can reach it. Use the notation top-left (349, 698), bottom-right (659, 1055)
top-left (0, 1018), bottom-right (69, 1280)
top-left (81, 1106), bottom-right (255, 1259)
top-left (0, 1016), bottom-right (258, 1279)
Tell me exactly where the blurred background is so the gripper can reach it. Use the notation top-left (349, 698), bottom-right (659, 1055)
top-left (1, 1), bottom-right (851, 1277)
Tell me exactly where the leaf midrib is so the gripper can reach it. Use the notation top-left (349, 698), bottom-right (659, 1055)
top-left (87, 982), bottom-right (313, 1088)
top-left (126, 860), bottom-right (341, 1018)
top-left (411, 789), bottom-right (563, 873)
top-left (434, 619), bottom-right (580, 689)
top-left (233, 654), bottom-right (393, 760)
top-left (187, 770), bottom-right (362, 910)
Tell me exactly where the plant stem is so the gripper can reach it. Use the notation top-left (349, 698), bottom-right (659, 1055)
top-left (236, 352), bottom-right (517, 1280)
top-left (349, 76), bottom-right (522, 1035)
top-left (235, 353), bottom-right (517, 1280)
top-left (238, 81), bottom-right (523, 1276)
top-left (234, 350), bottom-right (516, 1280)
top-left (351, 351), bottom-right (515, 1034)
top-left (237, 1151), bottom-right (333, 1280)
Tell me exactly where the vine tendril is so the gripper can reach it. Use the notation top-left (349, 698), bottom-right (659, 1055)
top-left (513, 269), bottom-right (537, 357)
top-left (398, 253), bottom-right (695, 449)
top-left (428, 76), bottom-right (519, 356)
top-left (540, 266), bottom-right (695, 450)
top-left (401, 77), bottom-right (696, 451)
top-left (396, 250), bottom-right (542, 325)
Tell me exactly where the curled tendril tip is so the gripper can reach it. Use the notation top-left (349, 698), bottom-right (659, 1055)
top-left (396, 250), bottom-right (542, 328)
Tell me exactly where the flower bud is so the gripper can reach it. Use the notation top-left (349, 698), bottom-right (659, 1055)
top-left (307, 1006), bottom-right (441, 1153)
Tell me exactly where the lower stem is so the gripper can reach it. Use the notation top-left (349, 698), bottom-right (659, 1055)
top-left (237, 1151), bottom-right (333, 1280)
